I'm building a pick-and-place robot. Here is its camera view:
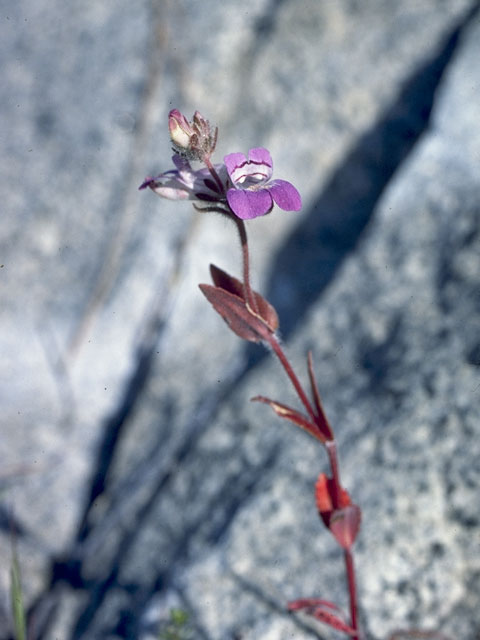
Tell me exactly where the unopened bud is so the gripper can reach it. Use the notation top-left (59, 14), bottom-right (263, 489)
top-left (169, 109), bottom-right (195, 150)
top-left (168, 108), bottom-right (217, 160)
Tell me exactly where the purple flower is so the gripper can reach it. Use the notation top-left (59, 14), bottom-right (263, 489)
top-left (224, 147), bottom-right (301, 220)
top-left (139, 154), bottom-right (228, 203)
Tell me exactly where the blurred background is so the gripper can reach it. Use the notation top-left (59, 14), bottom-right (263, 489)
top-left (1, 1), bottom-right (480, 638)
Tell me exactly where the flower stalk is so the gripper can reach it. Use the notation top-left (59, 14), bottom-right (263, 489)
top-left (140, 108), bottom-right (361, 639)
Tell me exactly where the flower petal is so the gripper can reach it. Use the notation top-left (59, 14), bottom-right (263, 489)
top-left (224, 152), bottom-right (247, 180)
top-left (147, 181), bottom-right (191, 200)
top-left (139, 177), bottom-right (155, 190)
top-left (268, 179), bottom-right (302, 211)
top-left (224, 148), bottom-right (272, 186)
top-left (227, 187), bottom-right (273, 220)
top-left (248, 147), bottom-right (273, 169)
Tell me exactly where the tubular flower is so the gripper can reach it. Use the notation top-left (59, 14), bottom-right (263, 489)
top-left (139, 154), bottom-right (228, 204)
top-left (224, 147), bottom-right (302, 220)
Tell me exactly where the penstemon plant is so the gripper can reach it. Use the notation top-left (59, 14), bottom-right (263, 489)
top-left (139, 110), bottom-right (448, 640)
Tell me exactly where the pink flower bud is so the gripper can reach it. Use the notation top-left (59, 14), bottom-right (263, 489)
top-left (168, 109), bottom-right (195, 150)
top-left (167, 109), bottom-right (217, 160)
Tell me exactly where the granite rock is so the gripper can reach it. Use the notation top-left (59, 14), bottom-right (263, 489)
top-left (1, 1), bottom-right (479, 639)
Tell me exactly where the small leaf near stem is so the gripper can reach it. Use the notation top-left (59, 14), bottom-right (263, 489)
top-left (307, 351), bottom-right (334, 441)
top-left (288, 598), bottom-right (357, 636)
top-left (266, 334), bottom-right (317, 424)
top-left (209, 264), bottom-right (279, 331)
top-left (251, 396), bottom-right (326, 442)
top-left (199, 284), bottom-right (272, 343)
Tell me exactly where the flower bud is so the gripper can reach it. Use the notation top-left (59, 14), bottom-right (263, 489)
top-left (168, 109), bottom-right (217, 160)
top-left (168, 109), bottom-right (195, 150)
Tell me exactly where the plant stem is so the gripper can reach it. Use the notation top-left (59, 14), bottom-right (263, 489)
top-left (232, 218), bottom-right (316, 421)
top-left (268, 335), bottom-right (317, 424)
top-left (344, 548), bottom-right (360, 639)
top-left (326, 440), bottom-right (342, 502)
top-left (231, 208), bottom-right (361, 639)
top-left (233, 218), bottom-right (260, 315)
top-left (327, 441), bottom-right (360, 638)
top-left (203, 155), bottom-right (225, 196)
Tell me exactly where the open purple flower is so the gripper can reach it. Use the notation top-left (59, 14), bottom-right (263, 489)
top-left (224, 147), bottom-right (301, 220)
top-left (139, 154), bottom-right (228, 204)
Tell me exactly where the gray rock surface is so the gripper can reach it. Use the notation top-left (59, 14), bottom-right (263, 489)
top-left (1, 1), bottom-right (480, 639)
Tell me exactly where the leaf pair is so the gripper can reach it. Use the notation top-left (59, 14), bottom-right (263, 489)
top-left (315, 473), bottom-right (361, 549)
top-left (199, 264), bottom-right (278, 343)
top-left (252, 352), bottom-right (334, 445)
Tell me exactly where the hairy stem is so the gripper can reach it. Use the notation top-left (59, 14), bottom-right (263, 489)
top-left (233, 218), bottom-right (260, 316)
top-left (203, 154), bottom-right (225, 196)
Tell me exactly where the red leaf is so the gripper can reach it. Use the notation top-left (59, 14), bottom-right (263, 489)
top-left (209, 264), bottom-right (279, 332)
top-left (199, 284), bottom-right (271, 343)
top-left (307, 351), bottom-right (334, 441)
top-left (288, 599), bottom-right (357, 636)
top-left (251, 396), bottom-right (325, 442)
top-left (329, 504), bottom-right (361, 549)
top-left (288, 598), bottom-right (340, 612)
top-left (315, 473), bottom-right (334, 516)
top-left (315, 475), bottom-right (361, 548)
top-left (209, 263), bottom-right (244, 297)
top-left (310, 607), bottom-right (357, 636)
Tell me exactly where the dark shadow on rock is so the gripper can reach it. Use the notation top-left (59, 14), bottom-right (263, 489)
top-left (243, 3), bottom-right (480, 372)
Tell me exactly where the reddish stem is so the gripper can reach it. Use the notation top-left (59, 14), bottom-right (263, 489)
top-left (326, 440), bottom-right (342, 503)
top-left (233, 218), bottom-right (260, 316)
top-left (327, 441), bottom-right (360, 638)
top-left (267, 335), bottom-right (317, 424)
top-left (232, 210), bottom-right (360, 638)
top-left (344, 548), bottom-right (360, 639)
top-left (203, 154), bottom-right (225, 195)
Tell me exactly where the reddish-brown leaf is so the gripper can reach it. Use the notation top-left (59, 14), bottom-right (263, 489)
top-left (251, 396), bottom-right (325, 442)
top-left (329, 504), bottom-right (361, 549)
top-left (199, 284), bottom-right (271, 343)
top-left (310, 607), bottom-right (357, 636)
top-left (209, 264), bottom-right (279, 332)
top-left (209, 263), bottom-right (244, 298)
top-left (288, 599), bottom-right (356, 636)
top-left (307, 351), bottom-right (334, 441)
top-left (288, 598), bottom-right (340, 612)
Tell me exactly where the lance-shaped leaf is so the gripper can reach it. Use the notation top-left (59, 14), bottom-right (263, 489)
top-left (307, 351), bottom-right (334, 441)
top-left (209, 264), bottom-right (279, 332)
top-left (288, 598), bottom-right (340, 612)
top-left (288, 598), bottom-right (357, 636)
top-left (251, 396), bottom-right (325, 442)
top-left (199, 284), bottom-right (272, 343)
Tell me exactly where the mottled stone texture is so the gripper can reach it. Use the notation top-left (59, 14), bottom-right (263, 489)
top-left (1, 1), bottom-right (480, 639)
